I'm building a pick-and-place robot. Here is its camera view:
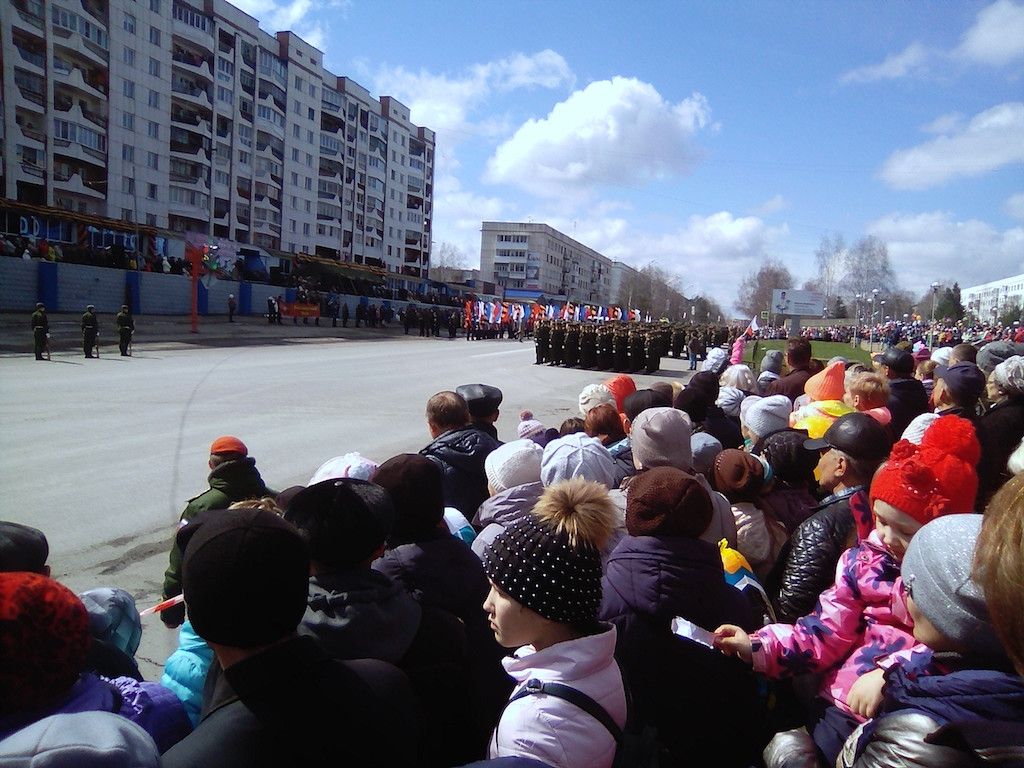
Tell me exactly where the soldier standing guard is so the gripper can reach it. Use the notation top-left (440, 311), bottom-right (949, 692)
top-left (534, 318), bottom-right (550, 364)
top-left (116, 304), bottom-right (135, 356)
top-left (549, 321), bottom-right (566, 366)
top-left (31, 302), bottom-right (49, 361)
top-left (597, 325), bottom-right (614, 370)
top-left (563, 322), bottom-right (581, 368)
top-left (82, 304), bottom-right (99, 358)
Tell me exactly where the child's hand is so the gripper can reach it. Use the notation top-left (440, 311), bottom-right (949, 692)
top-left (846, 668), bottom-right (886, 718)
top-left (713, 624), bottom-right (753, 664)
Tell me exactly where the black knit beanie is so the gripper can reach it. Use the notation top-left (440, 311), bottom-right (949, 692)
top-left (483, 511), bottom-right (604, 625)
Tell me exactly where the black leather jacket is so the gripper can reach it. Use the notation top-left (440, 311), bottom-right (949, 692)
top-left (420, 426), bottom-right (499, 517)
top-left (767, 487), bottom-right (863, 623)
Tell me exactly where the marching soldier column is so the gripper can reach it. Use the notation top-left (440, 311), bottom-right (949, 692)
top-left (533, 320), bottom-right (730, 374)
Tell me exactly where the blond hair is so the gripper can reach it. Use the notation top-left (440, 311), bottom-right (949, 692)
top-left (532, 477), bottom-right (615, 551)
top-left (975, 474), bottom-right (1024, 675)
top-left (847, 372), bottom-right (889, 410)
top-left (228, 497), bottom-right (283, 515)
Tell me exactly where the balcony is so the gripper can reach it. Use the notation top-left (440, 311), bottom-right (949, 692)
top-left (17, 121), bottom-right (46, 146)
top-left (172, 47), bottom-right (213, 78)
top-left (53, 60), bottom-right (107, 98)
top-left (54, 97), bottom-right (107, 132)
top-left (52, 169), bottom-right (106, 199)
top-left (51, 25), bottom-right (108, 68)
top-left (12, 1), bottom-right (45, 32)
top-left (53, 138), bottom-right (106, 167)
top-left (15, 42), bottom-right (46, 71)
top-left (171, 81), bottom-right (212, 108)
top-left (170, 138), bottom-right (210, 161)
top-left (18, 160), bottom-right (46, 180)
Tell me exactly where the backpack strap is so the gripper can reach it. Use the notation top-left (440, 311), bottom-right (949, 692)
top-left (508, 678), bottom-right (622, 742)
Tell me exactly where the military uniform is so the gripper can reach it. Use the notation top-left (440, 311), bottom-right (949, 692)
top-left (115, 305), bottom-right (134, 356)
top-left (549, 322), bottom-right (565, 366)
top-left (563, 324), bottom-right (580, 368)
top-left (31, 304), bottom-right (48, 360)
top-left (628, 328), bottom-right (645, 372)
top-left (534, 320), bottom-right (550, 364)
top-left (598, 326), bottom-right (614, 370)
top-left (579, 326), bottom-right (598, 369)
top-left (81, 305), bottom-right (98, 357)
top-left (613, 327), bottom-right (629, 371)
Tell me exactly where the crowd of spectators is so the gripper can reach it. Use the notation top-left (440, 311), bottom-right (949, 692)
top-left (2, 333), bottom-right (1023, 767)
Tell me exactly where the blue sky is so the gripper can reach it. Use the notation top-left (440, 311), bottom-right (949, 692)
top-left (235, 0), bottom-right (1024, 311)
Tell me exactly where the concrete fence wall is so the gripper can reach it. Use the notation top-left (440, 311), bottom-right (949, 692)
top-left (0, 258), bottom-right (463, 318)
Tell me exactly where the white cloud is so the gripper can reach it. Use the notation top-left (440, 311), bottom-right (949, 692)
top-left (752, 194), bottom-right (787, 216)
top-left (880, 102), bottom-right (1024, 189)
top-left (954, 0), bottom-right (1024, 66)
top-left (227, 0), bottom-right (350, 52)
top-left (839, 43), bottom-right (930, 84)
top-left (370, 50), bottom-right (574, 137)
top-left (1005, 192), bottom-right (1024, 220)
top-left (866, 210), bottom-right (1024, 290)
top-left (484, 77), bottom-right (712, 197)
top-left (921, 112), bottom-right (964, 134)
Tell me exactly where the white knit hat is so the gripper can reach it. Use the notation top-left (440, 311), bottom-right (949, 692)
top-left (308, 452), bottom-right (379, 485)
top-left (485, 439), bottom-right (544, 493)
top-left (701, 347), bottom-right (728, 374)
top-left (901, 412), bottom-right (940, 445)
top-left (540, 433), bottom-right (617, 488)
top-left (516, 410), bottom-right (546, 440)
top-left (720, 365), bottom-right (755, 392)
top-left (930, 347), bottom-right (953, 365)
top-left (578, 383), bottom-right (615, 417)
top-left (742, 395), bottom-right (792, 439)
top-left (716, 386), bottom-right (745, 418)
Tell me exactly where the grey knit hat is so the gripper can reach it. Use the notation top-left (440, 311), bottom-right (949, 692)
top-left (540, 433), bottom-right (617, 488)
top-left (742, 395), bottom-right (792, 439)
top-left (760, 350), bottom-right (783, 375)
top-left (630, 407), bottom-right (693, 472)
top-left (901, 514), bottom-right (1005, 659)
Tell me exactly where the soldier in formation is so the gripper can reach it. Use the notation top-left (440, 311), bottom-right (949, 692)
top-left (116, 304), bottom-right (135, 356)
top-left (81, 304), bottom-right (99, 358)
top-left (31, 302), bottom-right (48, 361)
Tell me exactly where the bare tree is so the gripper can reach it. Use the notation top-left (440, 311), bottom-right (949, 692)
top-left (429, 242), bottom-right (470, 283)
top-left (813, 234), bottom-right (846, 316)
top-left (838, 236), bottom-right (897, 305)
top-left (736, 257), bottom-right (794, 318)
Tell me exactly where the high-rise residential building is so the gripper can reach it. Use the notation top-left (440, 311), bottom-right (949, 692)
top-left (1, 0), bottom-right (434, 277)
top-left (480, 221), bottom-right (628, 305)
top-left (961, 273), bottom-right (1024, 324)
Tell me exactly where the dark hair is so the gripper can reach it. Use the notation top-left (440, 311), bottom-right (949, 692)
top-left (426, 391), bottom-right (469, 431)
top-left (584, 403), bottom-right (626, 445)
top-left (559, 417), bottom-right (586, 436)
top-left (673, 387), bottom-right (708, 423)
top-left (836, 449), bottom-right (884, 486)
top-left (761, 431), bottom-right (817, 486)
top-left (624, 389), bottom-right (669, 422)
top-left (687, 371), bottom-right (720, 401)
top-left (950, 343), bottom-right (978, 365)
top-left (786, 338), bottom-right (812, 366)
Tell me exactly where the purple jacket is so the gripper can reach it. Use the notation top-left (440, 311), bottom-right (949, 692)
top-left (0, 673), bottom-right (191, 753)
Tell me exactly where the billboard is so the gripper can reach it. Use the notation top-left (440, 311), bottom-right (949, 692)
top-left (771, 289), bottom-right (825, 317)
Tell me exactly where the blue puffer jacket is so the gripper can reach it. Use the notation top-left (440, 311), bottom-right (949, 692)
top-left (599, 534), bottom-right (763, 768)
top-left (161, 620), bottom-right (214, 727)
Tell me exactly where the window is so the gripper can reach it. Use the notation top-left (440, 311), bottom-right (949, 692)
top-left (308, 107), bottom-right (315, 121)
top-left (214, 169), bottom-right (230, 185)
top-left (147, 183), bottom-right (158, 200)
top-left (293, 99), bottom-right (301, 115)
top-left (146, 213), bottom-right (157, 226)
top-left (303, 222), bottom-right (311, 236)
top-left (290, 172), bottom-right (298, 185)
top-left (123, 47), bottom-right (136, 66)
top-left (123, 80), bottom-right (135, 98)
top-left (238, 125), bottom-right (252, 147)
top-left (122, 112), bottom-right (135, 131)
top-left (146, 152), bottom-right (159, 170)
top-left (306, 152), bottom-right (313, 167)
top-left (169, 186), bottom-right (208, 207)
top-left (304, 177), bottom-right (312, 191)
top-left (291, 148), bottom-right (300, 162)
top-left (292, 124), bottom-right (301, 139)
top-left (149, 0), bottom-right (160, 12)
top-left (294, 75), bottom-right (304, 90)
top-left (307, 129), bottom-right (314, 144)
top-left (122, 209), bottom-right (134, 222)
top-left (123, 177), bottom-right (135, 194)
top-left (172, 1), bottom-right (213, 32)
top-left (217, 86), bottom-right (233, 105)
top-left (148, 90), bottom-right (160, 108)
top-left (122, 144), bottom-right (135, 162)
top-left (149, 58), bottom-right (160, 77)
top-left (148, 121), bottom-right (160, 139)
top-left (124, 13), bottom-right (136, 33)
top-left (149, 26), bottom-right (160, 45)
top-left (239, 150), bottom-right (251, 165)
top-left (217, 58), bottom-right (234, 81)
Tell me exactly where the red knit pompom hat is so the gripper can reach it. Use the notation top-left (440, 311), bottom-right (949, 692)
top-left (870, 440), bottom-right (951, 524)
top-left (917, 414), bottom-right (981, 513)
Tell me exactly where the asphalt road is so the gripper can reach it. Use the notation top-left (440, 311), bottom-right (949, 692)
top-left (0, 332), bottom-right (691, 677)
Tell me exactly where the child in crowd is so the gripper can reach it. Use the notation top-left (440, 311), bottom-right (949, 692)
top-left (715, 423), bottom-right (978, 767)
top-left (843, 371), bottom-right (892, 427)
top-left (483, 477), bottom-right (626, 768)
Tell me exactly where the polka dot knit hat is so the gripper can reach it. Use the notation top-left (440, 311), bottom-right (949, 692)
top-left (483, 477), bottom-right (614, 625)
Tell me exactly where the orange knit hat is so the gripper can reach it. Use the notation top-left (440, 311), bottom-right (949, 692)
top-left (805, 360), bottom-right (846, 401)
top-left (210, 435), bottom-right (248, 456)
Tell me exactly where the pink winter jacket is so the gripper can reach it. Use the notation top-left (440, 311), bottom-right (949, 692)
top-left (750, 530), bottom-right (917, 720)
top-left (489, 625), bottom-right (627, 768)
top-left (730, 336), bottom-right (746, 365)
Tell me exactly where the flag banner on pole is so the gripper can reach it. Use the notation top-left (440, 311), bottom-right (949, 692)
top-left (744, 315), bottom-right (760, 336)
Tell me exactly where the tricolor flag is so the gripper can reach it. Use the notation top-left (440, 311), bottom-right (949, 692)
top-left (744, 315), bottom-right (760, 337)
top-left (546, 305), bottom-right (556, 319)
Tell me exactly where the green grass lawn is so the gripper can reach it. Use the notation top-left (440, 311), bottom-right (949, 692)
top-left (743, 339), bottom-right (874, 371)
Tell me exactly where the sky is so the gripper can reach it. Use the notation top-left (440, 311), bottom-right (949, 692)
top-left (232, 0), bottom-right (1024, 312)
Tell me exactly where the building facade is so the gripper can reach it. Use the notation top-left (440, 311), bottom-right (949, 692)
top-left (961, 273), bottom-right (1024, 324)
top-left (2, 0), bottom-right (434, 277)
top-left (479, 221), bottom-right (622, 305)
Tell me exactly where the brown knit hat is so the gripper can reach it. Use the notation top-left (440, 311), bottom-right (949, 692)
top-left (625, 466), bottom-right (714, 538)
top-left (712, 449), bottom-right (767, 503)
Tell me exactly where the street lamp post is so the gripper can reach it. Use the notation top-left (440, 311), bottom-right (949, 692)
top-left (930, 282), bottom-right (940, 348)
top-left (870, 289), bottom-right (879, 351)
top-left (853, 293), bottom-right (862, 347)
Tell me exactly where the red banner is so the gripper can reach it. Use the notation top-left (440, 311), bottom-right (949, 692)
top-left (280, 302), bottom-right (320, 318)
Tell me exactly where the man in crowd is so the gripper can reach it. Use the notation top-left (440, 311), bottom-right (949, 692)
top-left (876, 347), bottom-right (929, 439)
top-left (420, 391), bottom-right (498, 517)
top-left (457, 383), bottom-right (503, 441)
top-left (766, 338), bottom-right (814, 402)
top-left (161, 436), bottom-right (271, 628)
top-left (160, 507), bottom-right (418, 767)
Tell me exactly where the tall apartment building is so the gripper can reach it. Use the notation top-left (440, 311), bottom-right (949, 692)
top-left (479, 221), bottom-right (620, 305)
top-left (961, 273), bottom-right (1024, 323)
top-left (2, 0), bottom-right (434, 277)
